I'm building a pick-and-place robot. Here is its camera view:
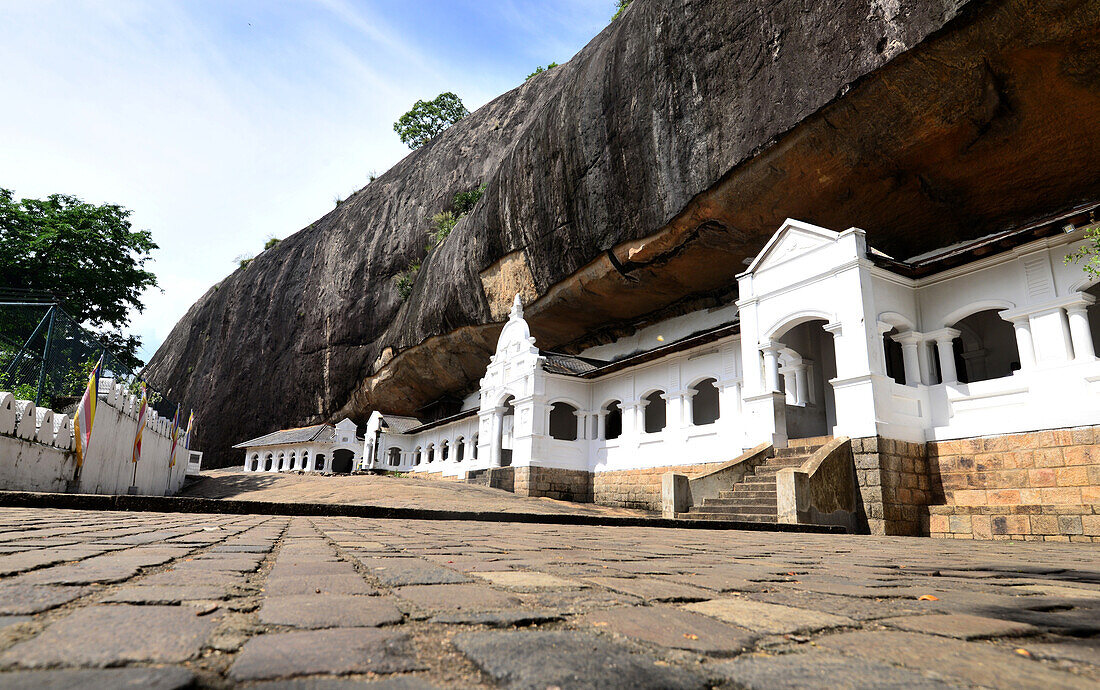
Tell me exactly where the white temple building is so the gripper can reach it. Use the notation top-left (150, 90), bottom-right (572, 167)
top-left (359, 215), bottom-right (1099, 473)
top-left (234, 210), bottom-right (1100, 539)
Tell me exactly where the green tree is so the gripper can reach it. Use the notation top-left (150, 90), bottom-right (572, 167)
top-left (526, 62), bottom-right (559, 81)
top-left (393, 92), bottom-right (469, 150)
top-left (612, 0), bottom-right (631, 20)
top-left (0, 188), bottom-right (158, 368)
top-left (1066, 226), bottom-right (1100, 279)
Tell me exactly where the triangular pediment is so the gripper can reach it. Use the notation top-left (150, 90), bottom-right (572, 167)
top-left (743, 219), bottom-right (841, 275)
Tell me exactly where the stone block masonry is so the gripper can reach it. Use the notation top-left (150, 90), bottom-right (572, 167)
top-left (514, 467), bottom-right (591, 504)
top-left (926, 425), bottom-right (1100, 543)
top-left (854, 426), bottom-right (1100, 541)
top-left (593, 462), bottom-right (728, 512)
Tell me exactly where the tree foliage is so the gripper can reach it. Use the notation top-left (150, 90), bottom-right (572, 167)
top-left (0, 188), bottom-right (158, 366)
top-left (1066, 225), bottom-right (1100, 279)
top-left (526, 62), bottom-right (559, 81)
top-left (393, 92), bottom-right (469, 150)
top-left (612, 0), bottom-right (631, 20)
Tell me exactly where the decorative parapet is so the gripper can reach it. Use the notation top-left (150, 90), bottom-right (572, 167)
top-left (0, 392), bottom-right (73, 450)
top-left (775, 436), bottom-right (858, 531)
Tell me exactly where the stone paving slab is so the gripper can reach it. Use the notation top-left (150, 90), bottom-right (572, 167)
top-left (0, 507), bottom-right (1095, 687)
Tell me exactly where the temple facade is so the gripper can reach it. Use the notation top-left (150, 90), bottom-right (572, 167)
top-left (236, 209), bottom-right (1100, 539)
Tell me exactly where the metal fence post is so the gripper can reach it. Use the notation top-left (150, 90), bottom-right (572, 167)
top-left (34, 306), bottom-right (56, 406)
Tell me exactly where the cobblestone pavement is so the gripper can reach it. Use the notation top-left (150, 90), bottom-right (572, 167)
top-left (181, 470), bottom-right (651, 517)
top-left (0, 508), bottom-right (1096, 688)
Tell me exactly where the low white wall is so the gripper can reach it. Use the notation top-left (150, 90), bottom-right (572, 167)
top-left (0, 388), bottom-right (189, 496)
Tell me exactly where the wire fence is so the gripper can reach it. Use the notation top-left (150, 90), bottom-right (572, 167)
top-left (0, 302), bottom-right (178, 418)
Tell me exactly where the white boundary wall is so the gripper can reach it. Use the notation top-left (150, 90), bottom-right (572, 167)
top-left (0, 386), bottom-right (188, 496)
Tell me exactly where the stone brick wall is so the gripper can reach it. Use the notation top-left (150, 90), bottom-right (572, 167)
top-left (852, 437), bottom-right (931, 536)
top-left (514, 467), bottom-right (592, 503)
top-left (593, 462), bottom-right (727, 512)
top-left (925, 425), bottom-right (1100, 542)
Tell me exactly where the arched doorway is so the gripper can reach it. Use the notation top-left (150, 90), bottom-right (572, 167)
top-left (603, 401), bottom-right (622, 440)
top-left (496, 396), bottom-right (515, 467)
top-left (691, 378), bottom-right (720, 426)
top-left (775, 319), bottom-right (837, 440)
top-left (331, 449), bottom-right (354, 474)
top-left (315, 454), bottom-right (326, 472)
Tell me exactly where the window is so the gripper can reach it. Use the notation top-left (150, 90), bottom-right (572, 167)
top-left (549, 402), bottom-right (579, 441)
top-left (472, 434), bottom-right (479, 459)
top-left (643, 391), bottom-right (666, 433)
top-left (691, 378), bottom-right (720, 426)
top-left (604, 401), bottom-right (622, 440)
top-left (441, 441), bottom-right (449, 462)
top-left (882, 328), bottom-right (906, 385)
top-left (455, 438), bottom-right (465, 462)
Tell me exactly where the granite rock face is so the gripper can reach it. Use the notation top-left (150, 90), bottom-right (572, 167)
top-left (146, 0), bottom-right (1100, 466)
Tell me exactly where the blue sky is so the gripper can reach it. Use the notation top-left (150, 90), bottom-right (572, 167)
top-left (0, 0), bottom-right (615, 361)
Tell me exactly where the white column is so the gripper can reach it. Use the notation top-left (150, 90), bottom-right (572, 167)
top-left (1066, 297), bottom-right (1096, 361)
top-left (597, 411), bottom-right (607, 440)
top-left (792, 364), bottom-right (809, 404)
top-left (760, 341), bottom-right (783, 393)
top-left (932, 329), bottom-right (961, 385)
top-left (575, 411), bottom-right (585, 441)
top-left (917, 340), bottom-right (935, 385)
top-left (893, 332), bottom-right (923, 386)
top-left (1005, 316), bottom-right (1036, 369)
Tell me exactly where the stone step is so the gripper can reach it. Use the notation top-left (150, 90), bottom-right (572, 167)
top-left (701, 497), bottom-right (777, 509)
top-left (692, 503), bottom-right (775, 515)
top-left (789, 435), bottom-right (833, 449)
top-left (773, 446), bottom-right (820, 459)
top-left (718, 488), bottom-right (776, 500)
top-left (677, 511), bottom-right (778, 523)
top-left (760, 457), bottom-right (806, 468)
top-left (741, 474), bottom-right (778, 485)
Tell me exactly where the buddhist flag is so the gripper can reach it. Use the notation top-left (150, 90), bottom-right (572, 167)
top-left (73, 355), bottom-right (104, 469)
top-left (132, 383), bottom-right (148, 464)
top-left (183, 410), bottom-right (194, 450)
top-left (168, 404), bottom-right (181, 468)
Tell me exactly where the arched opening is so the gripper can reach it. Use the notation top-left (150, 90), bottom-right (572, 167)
top-left (604, 401), bottom-right (622, 440)
top-left (643, 391), bottom-right (666, 433)
top-left (264, 453), bottom-right (273, 471)
top-left (249, 454), bottom-right (258, 471)
top-left (775, 319), bottom-right (837, 440)
top-left (496, 396), bottom-right (515, 467)
top-left (440, 441), bottom-right (449, 462)
top-left (949, 309), bottom-right (1019, 383)
top-left (472, 434), bottom-right (479, 459)
top-left (549, 402), bottom-right (579, 441)
top-left (276, 452), bottom-right (285, 471)
top-left (413, 447), bottom-right (422, 466)
top-left (331, 449), bottom-right (354, 474)
top-left (301, 451), bottom-right (310, 471)
top-left (882, 327), bottom-right (906, 385)
top-left (426, 444), bottom-right (435, 464)
top-left (691, 378), bottom-right (720, 426)
top-left (387, 447), bottom-right (401, 467)
top-left (289, 452), bottom-right (297, 471)
top-left (455, 437), bottom-right (465, 463)
top-left (315, 454), bottom-right (325, 471)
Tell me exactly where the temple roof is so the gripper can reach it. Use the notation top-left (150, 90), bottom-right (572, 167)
top-left (232, 424), bottom-right (334, 449)
top-left (380, 415), bottom-right (423, 435)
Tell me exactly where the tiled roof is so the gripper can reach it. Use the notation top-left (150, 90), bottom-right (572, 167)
top-left (541, 352), bottom-right (606, 375)
top-left (232, 424), bottom-right (333, 449)
top-left (381, 415), bottom-right (423, 434)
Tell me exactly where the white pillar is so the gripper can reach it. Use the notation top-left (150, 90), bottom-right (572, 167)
top-left (1066, 297), bottom-right (1096, 361)
top-left (792, 364), bottom-right (809, 403)
top-left (1004, 316), bottom-right (1037, 370)
top-left (575, 411), bottom-right (585, 441)
top-left (761, 341), bottom-right (783, 393)
top-left (597, 411), bottom-right (607, 440)
top-left (932, 329), bottom-right (961, 385)
top-left (893, 332), bottom-right (923, 386)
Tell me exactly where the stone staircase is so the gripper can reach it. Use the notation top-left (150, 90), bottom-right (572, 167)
top-left (677, 436), bottom-right (831, 523)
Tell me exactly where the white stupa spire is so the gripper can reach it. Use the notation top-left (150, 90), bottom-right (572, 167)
top-left (510, 293), bottom-right (524, 320)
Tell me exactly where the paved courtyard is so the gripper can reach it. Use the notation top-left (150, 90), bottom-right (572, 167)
top-left (181, 469), bottom-right (651, 517)
top-left (0, 507), bottom-right (1095, 688)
